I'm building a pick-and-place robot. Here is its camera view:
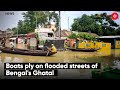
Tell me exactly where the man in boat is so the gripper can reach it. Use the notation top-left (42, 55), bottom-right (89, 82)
top-left (76, 38), bottom-right (80, 49)
top-left (44, 44), bottom-right (57, 56)
top-left (1, 37), bottom-right (6, 48)
top-left (50, 44), bottom-right (57, 52)
top-left (43, 44), bottom-right (50, 51)
top-left (64, 38), bottom-right (69, 50)
top-left (9, 39), bottom-right (15, 50)
top-left (43, 43), bottom-right (57, 52)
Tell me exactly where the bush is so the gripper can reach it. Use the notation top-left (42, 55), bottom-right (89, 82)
top-left (68, 32), bottom-right (97, 41)
top-left (68, 32), bottom-right (77, 39)
top-left (77, 33), bottom-right (84, 38)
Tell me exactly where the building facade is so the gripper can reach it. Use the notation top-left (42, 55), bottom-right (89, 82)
top-left (97, 36), bottom-right (120, 49)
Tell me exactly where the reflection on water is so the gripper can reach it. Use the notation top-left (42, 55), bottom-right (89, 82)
top-left (0, 49), bottom-right (120, 79)
top-left (112, 49), bottom-right (120, 57)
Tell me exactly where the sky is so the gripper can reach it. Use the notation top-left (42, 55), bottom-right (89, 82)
top-left (0, 11), bottom-right (120, 31)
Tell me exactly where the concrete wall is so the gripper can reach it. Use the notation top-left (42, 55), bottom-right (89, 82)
top-left (116, 40), bottom-right (120, 49)
top-left (45, 39), bottom-right (65, 51)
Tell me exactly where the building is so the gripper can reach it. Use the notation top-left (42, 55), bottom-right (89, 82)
top-left (97, 36), bottom-right (120, 49)
top-left (55, 30), bottom-right (71, 39)
top-left (50, 22), bottom-right (56, 32)
top-left (35, 27), bottom-right (65, 50)
top-left (0, 30), bottom-right (14, 46)
top-left (0, 30), bottom-right (13, 39)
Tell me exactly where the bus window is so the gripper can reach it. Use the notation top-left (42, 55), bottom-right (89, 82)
top-left (48, 33), bottom-right (53, 37)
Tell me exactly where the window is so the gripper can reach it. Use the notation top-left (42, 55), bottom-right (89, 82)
top-left (48, 33), bottom-right (54, 37)
top-left (102, 44), bottom-right (106, 47)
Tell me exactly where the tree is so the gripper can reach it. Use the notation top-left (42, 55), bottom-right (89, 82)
top-left (6, 28), bottom-right (12, 31)
top-left (20, 11), bottom-right (59, 34)
top-left (17, 20), bottom-right (24, 34)
top-left (91, 13), bottom-right (119, 35)
top-left (44, 11), bottom-right (59, 29)
top-left (116, 27), bottom-right (120, 35)
top-left (68, 32), bottom-right (77, 39)
top-left (71, 13), bottom-right (119, 36)
top-left (49, 11), bottom-right (59, 29)
top-left (11, 11), bottom-right (59, 34)
top-left (12, 27), bottom-right (18, 35)
top-left (71, 14), bottom-right (101, 34)
top-left (68, 32), bottom-right (96, 41)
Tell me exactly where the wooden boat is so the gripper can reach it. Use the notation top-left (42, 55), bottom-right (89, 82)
top-left (69, 48), bottom-right (100, 52)
top-left (92, 67), bottom-right (120, 79)
top-left (0, 47), bottom-right (57, 56)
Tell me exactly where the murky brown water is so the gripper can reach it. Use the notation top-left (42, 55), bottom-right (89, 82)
top-left (0, 49), bottom-right (120, 63)
top-left (0, 49), bottom-right (120, 79)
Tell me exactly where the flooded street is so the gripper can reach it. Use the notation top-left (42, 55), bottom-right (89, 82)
top-left (0, 49), bottom-right (120, 79)
top-left (1, 49), bottom-right (120, 63)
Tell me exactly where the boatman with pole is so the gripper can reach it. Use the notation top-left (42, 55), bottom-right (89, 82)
top-left (51, 44), bottom-right (57, 52)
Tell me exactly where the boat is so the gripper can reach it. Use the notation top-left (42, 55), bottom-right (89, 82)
top-left (69, 48), bottom-right (100, 52)
top-left (92, 67), bottom-right (120, 79)
top-left (0, 47), bottom-right (57, 56)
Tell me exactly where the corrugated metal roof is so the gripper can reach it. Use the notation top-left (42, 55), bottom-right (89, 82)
top-left (9, 37), bottom-right (16, 40)
top-left (55, 30), bottom-right (71, 37)
top-left (35, 28), bottom-right (53, 33)
top-left (97, 36), bottom-right (120, 38)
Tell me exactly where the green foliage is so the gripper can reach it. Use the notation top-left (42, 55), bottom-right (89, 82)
top-left (6, 28), bottom-right (12, 31)
top-left (77, 33), bottom-right (84, 38)
top-left (116, 27), bottom-right (120, 35)
top-left (11, 11), bottom-right (59, 34)
top-left (71, 13), bottom-right (119, 36)
top-left (68, 32), bottom-right (97, 41)
top-left (68, 32), bottom-right (77, 39)
top-left (72, 14), bottom-right (96, 32)
top-left (11, 27), bottom-right (18, 35)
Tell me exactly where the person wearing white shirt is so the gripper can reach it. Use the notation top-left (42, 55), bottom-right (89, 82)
top-left (9, 40), bottom-right (14, 49)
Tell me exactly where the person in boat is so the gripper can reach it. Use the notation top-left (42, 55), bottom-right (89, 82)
top-left (76, 38), bottom-right (80, 49)
top-left (64, 39), bottom-right (68, 50)
top-left (1, 37), bottom-right (6, 48)
top-left (73, 42), bottom-right (76, 48)
top-left (44, 44), bottom-right (57, 56)
top-left (43, 44), bottom-right (50, 51)
top-left (9, 39), bottom-right (14, 50)
top-left (50, 44), bottom-right (57, 52)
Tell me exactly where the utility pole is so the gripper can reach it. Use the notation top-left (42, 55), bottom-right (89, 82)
top-left (35, 11), bottom-right (37, 29)
top-left (6, 30), bottom-right (7, 39)
top-left (59, 11), bottom-right (61, 38)
top-left (17, 28), bottom-right (18, 38)
top-left (68, 16), bottom-right (69, 30)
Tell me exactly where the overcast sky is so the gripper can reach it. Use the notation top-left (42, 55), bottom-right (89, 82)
top-left (0, 11), bottom-right (120, 31)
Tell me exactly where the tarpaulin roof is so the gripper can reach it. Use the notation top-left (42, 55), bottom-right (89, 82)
top-left (97, 36), bottom-right (120, 39)
top-left (27, 32), bottom-right (36, 38)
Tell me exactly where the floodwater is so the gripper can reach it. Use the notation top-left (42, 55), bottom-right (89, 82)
top-left (0, 49), bottom-right (120, 79)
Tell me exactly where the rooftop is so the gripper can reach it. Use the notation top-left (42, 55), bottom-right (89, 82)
top-left (35, 28), bottom-right (53, 33)
top-left (97, 36), bottom-right (120, 39)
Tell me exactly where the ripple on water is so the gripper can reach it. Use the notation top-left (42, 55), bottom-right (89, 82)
top-left (4, 57), bottom-right (12, 62)
top-left (63, 59), bottom-right (70, 63)
top-left (12, 57), bottom-right (23, 63)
